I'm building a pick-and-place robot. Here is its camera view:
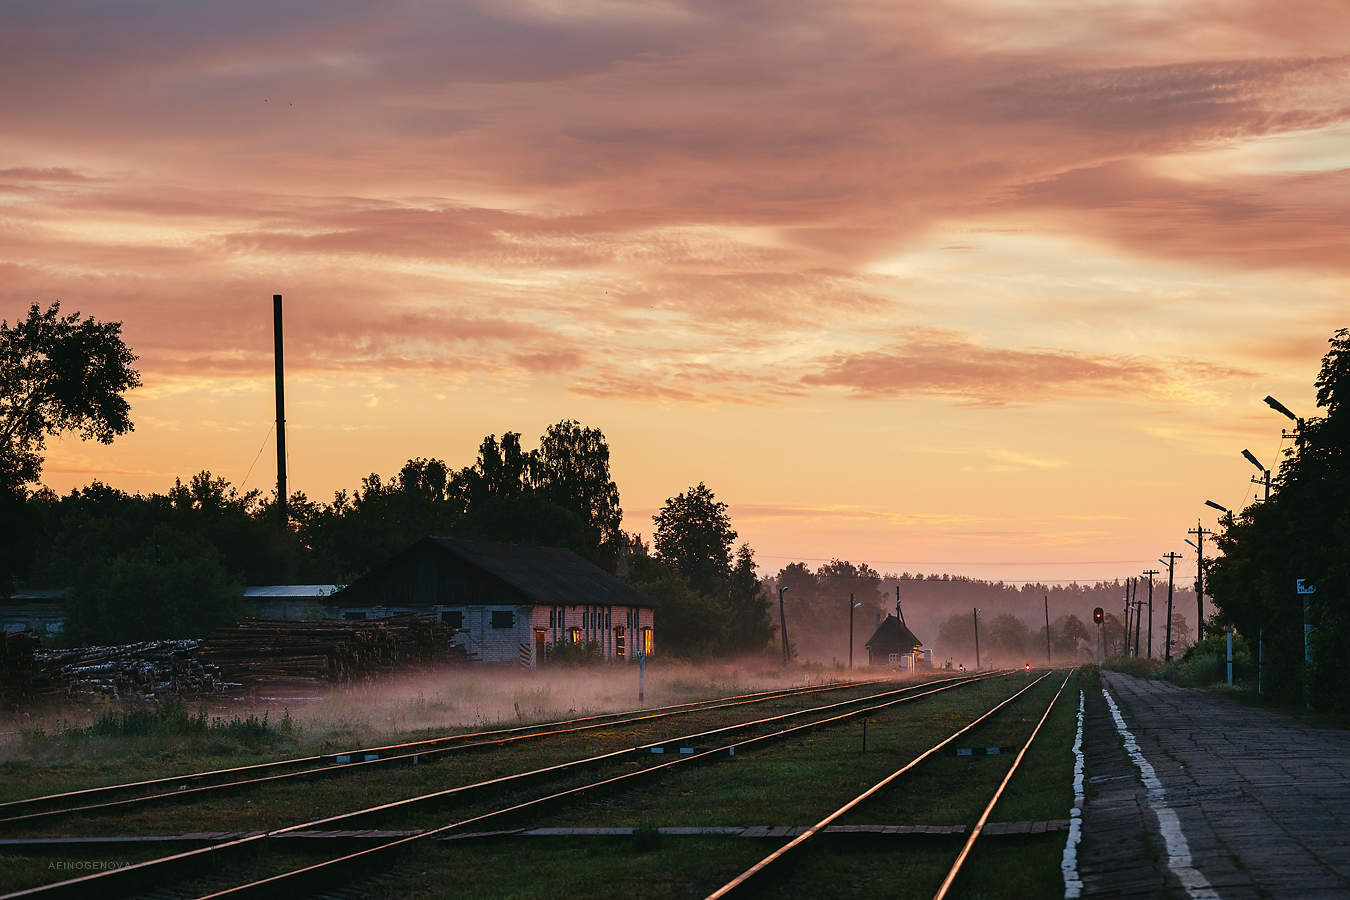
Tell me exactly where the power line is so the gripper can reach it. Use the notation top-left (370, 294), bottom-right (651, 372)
top-left (753, 553), bottom-right (1154, 566)
top-left (237, 422), bottom-right (275, 491)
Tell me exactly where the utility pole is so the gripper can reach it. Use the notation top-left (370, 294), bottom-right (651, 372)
top-left (972, 608), bottom-right (981, 671)
top-left (1131, 577), bottom-right (1142, 657)
top-left (1044, 595), bottom-right (1051, 664)
top-left (1122, 593), bottom-right (1130, 658)
top-left (1188, 521), bottom-right (1213, 640)
top-left (1141, 570), bottom-right (1159, 659)
top-left (1161, 553), bottom-right (1181, 661)
top-left (273, 294), bottom-right (288, 527)
top-left (778, 586), bottom-right (791, 666)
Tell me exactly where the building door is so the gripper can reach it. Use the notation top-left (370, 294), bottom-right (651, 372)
top-left (534, 628), bottom-right (547, 666)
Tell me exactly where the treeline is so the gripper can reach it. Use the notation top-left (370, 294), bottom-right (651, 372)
top-left (765, 564), bottom-right (1196, 665)
top-left (1208, 328), bottom-right (1350, 710)
top-left (7, 419), bottom-right (777, 655)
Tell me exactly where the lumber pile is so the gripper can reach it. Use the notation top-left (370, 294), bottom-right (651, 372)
top-left (200, 615), bottom-right (464, 689)
top-left (27, 639), bottom-right (224, 700)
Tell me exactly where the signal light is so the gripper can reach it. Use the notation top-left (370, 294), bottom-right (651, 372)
top-left (1093, 607), bottom-right (1104, 624)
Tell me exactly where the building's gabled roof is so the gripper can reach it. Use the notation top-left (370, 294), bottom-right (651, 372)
top-left (342, 536), bottom-right (657, 609)
top-left (864, 614), bottom-right (922, 652)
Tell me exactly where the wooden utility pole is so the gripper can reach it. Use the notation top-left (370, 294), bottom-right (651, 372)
top-left (972, 608), bottom-right (981, 670)
top-left (273, 294), bottom-right (287, 527)
top-left (1131, 577), bottom-right (1142, 657)
top-left (1141, 569), bottom-right (1160, 658)
top-left (1161, 552), bottom-right (1182, 660)
top-left (1044, 595), bottom-right (1051, 663)
top-left (1188, 521), bottom-right (1213, 640)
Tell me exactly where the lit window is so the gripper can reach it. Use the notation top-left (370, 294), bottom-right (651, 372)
top-left (616, 626), bottom-right (626, 657)
top-left (569, 627), bottom-right (581, 644)
top-left (642, 627), bottom-right (653, 656)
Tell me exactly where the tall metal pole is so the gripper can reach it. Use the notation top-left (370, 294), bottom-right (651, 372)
top-left (778, 586), bottom-right (790, 666)
top-left (1142, 570), bottom-right (1159, 659)
top-left (1044, 595), bottom-right (1051, 664)
top-left (1161, 553), bottom-right (1181, 660)
top-left (972, 608), bottom-right (981, 671)
top-left (273, 294), bottom-right (288, 527)
top-left (1131, 578), bottom-right (1142, 657)
top-left (1122, 593), bottom-right (1130, 658)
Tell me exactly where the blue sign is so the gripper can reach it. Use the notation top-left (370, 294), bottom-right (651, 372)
top-left (1296, 579), bottom-right (1316, 595)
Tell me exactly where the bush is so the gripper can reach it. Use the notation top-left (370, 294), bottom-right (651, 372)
top-left (545, 639), bottom-right (603, 666)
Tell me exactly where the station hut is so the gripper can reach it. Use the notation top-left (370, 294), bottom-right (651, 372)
top-left (330, 536), bottom-right (655, 668)
top-left (864, 614), bottom-right (925, 669)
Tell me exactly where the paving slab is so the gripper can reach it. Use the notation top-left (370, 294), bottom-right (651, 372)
top-left (1077, 671), bottom-right (1350, 899)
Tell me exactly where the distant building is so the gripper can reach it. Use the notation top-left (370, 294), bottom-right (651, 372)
top-left (0, 589), bottom-right (66, 635)
top-left (864, 614), bottom-right (925, 668)
top-left (330, 536), bottom-right (656, 668)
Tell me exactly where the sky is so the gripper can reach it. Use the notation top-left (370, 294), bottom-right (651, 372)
top-left (2, 0), bottom-right (1347, 584)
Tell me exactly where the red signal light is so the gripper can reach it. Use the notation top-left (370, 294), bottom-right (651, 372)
top-left (1093, 607), bottom-right (1104, 624)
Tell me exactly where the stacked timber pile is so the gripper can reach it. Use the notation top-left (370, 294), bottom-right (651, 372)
top-left (29, 639), bottom-right (223, 700)
top-left (1, 630), bottom-right (42, 705)
top-left (200, 615), bottom-right (463, 689)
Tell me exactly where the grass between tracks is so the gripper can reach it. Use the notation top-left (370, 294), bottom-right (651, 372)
top-left (0, 669), bottom-right (1083, 898)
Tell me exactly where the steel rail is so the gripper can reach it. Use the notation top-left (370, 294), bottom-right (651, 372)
top-left (704, 669), bottom-right (1062, 899)
top-left (0, 677), bottom-right (890, 828)
top-left (932, 668), bottom-right (1076, 900)
top-left (3, 671), bottom-right (1005, 899)
top-left (0, 677), bottom-right (876, 818)
top-left (192, 671), bottom-right (1012, 899)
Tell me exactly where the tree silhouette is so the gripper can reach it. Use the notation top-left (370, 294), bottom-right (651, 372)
top-left (652, 482), bottom-right (737, 597)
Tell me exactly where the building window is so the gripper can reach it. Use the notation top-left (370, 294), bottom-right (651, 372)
top-left (549, 608), bottom-right (555, 628)
top-left (888, 652), bottom-right (899, 663)
top-left (615, 626), bottom-right (626, 658)
top-left (606, 608), bottom-right (611, 629)
top-left (441, 610), bottom-right (464, 628)
top-left (569, 627), bottom-right (581, 644)
top-left (642, 627), bottom-right (653, 656)
top-left (343, 611), bottom-right (367, 620)
top-left (491, 610), bottom-right (515, 629)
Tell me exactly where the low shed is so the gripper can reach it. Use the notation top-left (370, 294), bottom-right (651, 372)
top-left (864, 614), bottom-right (924, 668)
top-left (331, 536), bottom-right (656, 668)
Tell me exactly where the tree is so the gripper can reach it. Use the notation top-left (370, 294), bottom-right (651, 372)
top-left (937, 612), bottom-right (976, 660)
top-left (64, 527), bottom-right (245, 644)
top-left (1, 302), bottom-right (140, 487)
top-left (1051, 613), bottom-right (1088, 656)
top-left (727, 544), bottom-right (774, 653)
top-left (530, 420), bottom-right (623, 564)
top-left (1, 302), bottom-right (139, 593)
top-left (1209, 328), bottom-right (1350, 708)
top-left (987, 613), bottom-right (1030, 658)
top-left (652, 482), bottom-right (737, 597)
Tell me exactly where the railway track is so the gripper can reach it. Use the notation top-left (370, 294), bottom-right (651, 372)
top-left (3, 670), bottom-right (1009, 898)
top-left (706, 667), bottom-right (1077, 900)
top-left (0, 676), bottom-right (892, 829)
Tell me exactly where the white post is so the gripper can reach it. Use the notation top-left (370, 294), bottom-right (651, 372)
top-left (637, 648), bottom-right (646, 703)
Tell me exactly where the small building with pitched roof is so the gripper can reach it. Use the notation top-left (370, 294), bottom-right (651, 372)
top-left (864, 614), bottom-right (924, 668)
top-left (330, 536), bottom-right (656, 668)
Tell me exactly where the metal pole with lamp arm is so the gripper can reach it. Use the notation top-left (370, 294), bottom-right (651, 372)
top-left (848, 595), bottom-right (862, 669)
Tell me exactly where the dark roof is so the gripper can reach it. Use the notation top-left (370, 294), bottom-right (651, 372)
top-left (372, 537), bottom-right (656, 608)
top-left (864, 614), bottom-right (922, 652)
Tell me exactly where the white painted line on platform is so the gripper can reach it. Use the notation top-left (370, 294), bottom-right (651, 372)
top-left (1062, 690), bottom-right (1085, 899)
top-left (1102, 687), bottom-right (1221, 900)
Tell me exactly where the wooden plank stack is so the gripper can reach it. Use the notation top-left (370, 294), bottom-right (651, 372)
top-left (25, 638), bottom-right (222, 701)
top-left (199, 615), bottom-right (464, 689)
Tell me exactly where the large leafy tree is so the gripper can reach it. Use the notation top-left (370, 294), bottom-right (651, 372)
top-left (652, 482), bottom-right (737, 597)
top-left (1209, 328), bottom-right (1350, 708)
top-left (727, 544), bottom-right (775, 653)
top-left (1, 302), bottom-right (139, 594)
top-left (1, 302), bottom-right (140, 487)
top-left (530, 420), bottom-right (623, 563)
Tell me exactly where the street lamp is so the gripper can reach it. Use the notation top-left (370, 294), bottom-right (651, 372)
top-left (848, 596), bottom-right (863, 669)
top-left (1242, 449), bottom-right (1271, 501)
top-left (778, 586), bottom-right (791, 666)
top-left (1204, 499), bottom-right (1230, 516)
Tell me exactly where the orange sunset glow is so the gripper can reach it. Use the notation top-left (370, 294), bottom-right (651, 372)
top-left (3, 1), bottom-right (1347, 583)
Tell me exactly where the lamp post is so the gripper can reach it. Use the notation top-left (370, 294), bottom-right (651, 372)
top-left (778, 585), bottom-right (791, 666)
top-left (1242, 449), bottom-right (1271, 501)
top-left (848, 595), bottom-right (862, 669)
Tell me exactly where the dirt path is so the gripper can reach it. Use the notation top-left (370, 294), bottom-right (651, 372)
top-left (1075, 671), bottom-right (1350, 899)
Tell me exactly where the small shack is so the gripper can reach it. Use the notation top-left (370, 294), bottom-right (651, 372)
top-left (864, 614), bottom-right (925, 669)
top-left (331, 536), bottom-right (656, 668)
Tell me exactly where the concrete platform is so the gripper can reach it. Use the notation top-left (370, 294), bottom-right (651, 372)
top-left (1078, 671), bottom-right (1350, 899)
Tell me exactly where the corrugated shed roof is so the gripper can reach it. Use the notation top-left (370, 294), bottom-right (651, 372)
top-left (864, 614), bottom-right (923, 651)
top-left (243, 585), bottom-right (338, 598)
top-left (424, 537), bottom-right (657, 608)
